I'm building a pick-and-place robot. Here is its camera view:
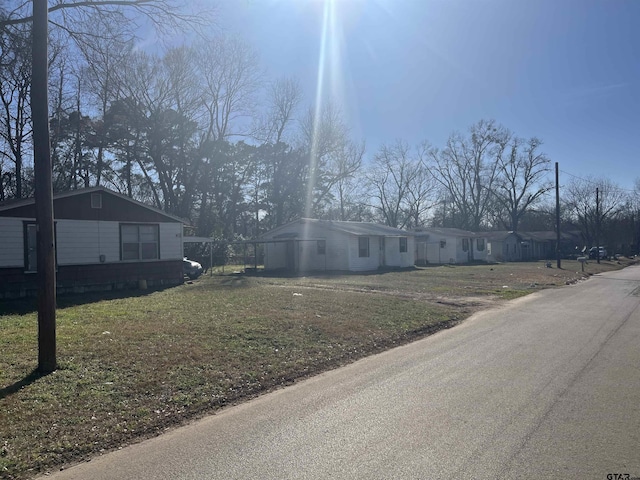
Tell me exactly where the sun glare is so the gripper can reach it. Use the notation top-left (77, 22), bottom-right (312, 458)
top-left (305, 0), bottom-right (345, 220)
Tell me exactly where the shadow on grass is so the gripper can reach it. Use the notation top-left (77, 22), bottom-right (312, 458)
top-left (0, 285), bottom-right (177, 316)
top-left (0, 368), bottom-right (49, 400)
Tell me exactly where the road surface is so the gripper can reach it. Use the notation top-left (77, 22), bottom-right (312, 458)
top-left (44, 266), bottom-right (640, 479)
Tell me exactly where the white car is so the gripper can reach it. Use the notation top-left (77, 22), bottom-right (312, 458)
top-left (588, 247), bottom-right (608, 260)
top-left (183, 258), bottom-right (203, 279)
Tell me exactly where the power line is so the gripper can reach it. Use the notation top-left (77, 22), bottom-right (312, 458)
top-left (559, 169), bottom-right (637, 193)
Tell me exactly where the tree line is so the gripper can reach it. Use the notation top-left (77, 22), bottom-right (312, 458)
top-left (2, 5), bottom-right (639, 254)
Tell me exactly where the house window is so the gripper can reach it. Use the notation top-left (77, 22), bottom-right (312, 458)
top-left (358, 237), bottom-right (369, 257)
top-left (399, 237), bottom-right (408, 253)
top-left (91, 193), bottom-right (102, 209)
top-left (462, 238), bottom-right (469, 252)
top-left (121, 224), bottom-right (159, 260)
top-left (317, 240), bottom-right (326, 255)
top-left (477, 238), bottom-right (485, 251)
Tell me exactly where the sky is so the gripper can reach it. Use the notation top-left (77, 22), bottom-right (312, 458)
top-left (205, 0), bottom-right (639, 192)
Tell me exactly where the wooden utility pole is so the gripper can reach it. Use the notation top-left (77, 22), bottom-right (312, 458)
top-left (596, 187), bottom-right (600, 264)
top-left (555, 162), bottom-right (561, 268)
top-left (32, 0), bottom-right (57, 373)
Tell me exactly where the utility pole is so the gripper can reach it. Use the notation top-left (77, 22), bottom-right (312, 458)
top-left (33, 0), bottom-right (57, 373)
top-left (596, 187), bottom-right (600, 264)
top-left (555, 162), bottom-right (561, 268)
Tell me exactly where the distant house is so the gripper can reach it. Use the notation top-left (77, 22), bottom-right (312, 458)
top-left (413, 227), bottom-right (488, 265)
top-left (0, 187), bottom-right (186, 298)
top-left (483, 231), bottom-right (522, 262)
top-left (484, 230), bottom-right (583, 262)
top-left (261, 218), bottom-right (415, 273)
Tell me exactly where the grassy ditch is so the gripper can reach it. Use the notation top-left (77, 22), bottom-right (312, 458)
top-left (0, 258), bottom-right (633, 478)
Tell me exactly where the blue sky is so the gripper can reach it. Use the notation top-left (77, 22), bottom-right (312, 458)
top-left (211, 0), bottom-right (639, 191)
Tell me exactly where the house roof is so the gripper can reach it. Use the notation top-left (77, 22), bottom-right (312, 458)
top-left (0, 186), bottom-right (187, 224)
top-left (483, 230), bottom-right (583, 242)
top-left (263, 218), bottom-right (413, 239)
top-left (412, 227), bottom-right (477, 238)
top-left (483, 231), bottom-right (520, 241)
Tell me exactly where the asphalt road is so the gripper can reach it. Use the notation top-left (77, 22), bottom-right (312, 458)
top-left (44, 266), bottom-right (640, 480)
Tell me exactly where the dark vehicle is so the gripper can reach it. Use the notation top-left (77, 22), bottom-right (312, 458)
top-left (183, 258), bottom-right (203, 279)
top-left (589, 247), bottom-right (608, 260)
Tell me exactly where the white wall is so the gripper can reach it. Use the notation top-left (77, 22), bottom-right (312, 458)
top-left (263, 222), bottom-right (414, 272)
top-left (385, 237), bottom-right (401, 266)
top-left (0, 217), bottom-right (24, 267)
top-left (160, 223), bottom-right (183, 260)
top-left (1, 218), bottom-right (183, 268)
top-left (323, 229), bottom-right (349, 270)
top-left (427, 237), bottom-right (457, 264)
top-left (263, 226), bottom-right (350, 272)
top-left (382, 236), bottom-right (414, 268)
top-left (265, 242), bottom-right (287, 270)
top-left (347, 235), bottom-right (380, 272)
top-left (56, 220), bottom-right (102, 265)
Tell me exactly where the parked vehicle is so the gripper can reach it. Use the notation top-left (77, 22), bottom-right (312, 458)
top-left (589, 247), bottom-right (608, 260)
top-left (183, 258), bottom-right (203, 279)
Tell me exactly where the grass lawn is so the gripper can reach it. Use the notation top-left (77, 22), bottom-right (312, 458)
top-left (0, 258), bottom-right (633, 479)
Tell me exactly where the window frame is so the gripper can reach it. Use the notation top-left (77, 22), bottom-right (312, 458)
top-left (462, 238), bottom-right (469, 252)
top-left (120, 223), bottom-right (160, 261)
top-left (476, 238), bottom-right (485, 251)
top-left (399, 237), bottom-right (408, 253)
top-left (358, 237), bottom-right (370, 258)
top-left (317, 239), bottom-right (326, 255)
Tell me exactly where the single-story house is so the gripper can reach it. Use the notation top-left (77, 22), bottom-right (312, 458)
top-left (413, 227), bottom-right (488, 265)
top-left (261, 218), bottom-right (415, 273)
top-left (0, 187), bottom-right (186, 298)
top-left (484, 230), bottom-right (584, 262)
top-left (483, 231), bottom-right (524, 262)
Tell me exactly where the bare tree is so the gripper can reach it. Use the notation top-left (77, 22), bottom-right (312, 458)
top-left (247, 77), bottom-right (303, 233)
top-left (76, 23), bottom-right (134, 186)
top-left (330, 140), bottom-right (366, 221)
top-left (563, 176), bottom-right (627, 247)
top-left (300, 102), bottom-right (360, 217)
top-left (366, 140), bottom-right (435, 229)
top-left (431, 119), bottom-right (508, 231)
top-left (0, 22), bottom-right (32, 198)
top-left (1, 1), bottom-right (211, 35)
top-left (256, 76), bottom-right (302, 145)
top-left (196, 36), bottom-right (262, 143)
top-left (492, 136), bottom-right (553, 231)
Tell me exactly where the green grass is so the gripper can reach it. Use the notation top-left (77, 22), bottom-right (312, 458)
top-left (0, 258), bottom-right (633, 479)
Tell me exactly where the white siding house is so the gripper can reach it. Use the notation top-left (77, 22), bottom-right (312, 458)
top-left (413, 227), bottom-right (488, 265)
top-left (0, 187), bottom-right (186, 298)
top-left (262, 219), bottom-right (415, 273)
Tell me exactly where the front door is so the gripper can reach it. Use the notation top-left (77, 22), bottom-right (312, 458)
top-left (285, 240), bottom-right (295, 272)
